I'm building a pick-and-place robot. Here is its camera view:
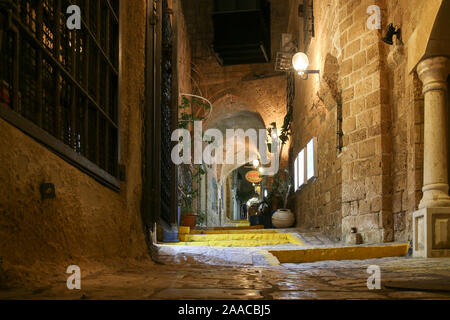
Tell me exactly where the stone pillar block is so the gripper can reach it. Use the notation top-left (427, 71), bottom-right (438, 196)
top-left (413, 207), bottom-right (450, 258)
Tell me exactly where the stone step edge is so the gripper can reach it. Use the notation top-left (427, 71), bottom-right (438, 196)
top-left (268, 243), bottom-right (410, 263)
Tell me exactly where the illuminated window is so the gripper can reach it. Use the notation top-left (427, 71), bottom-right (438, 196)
top-left (298, 148), bottom-right (305, 188)
top-left (294, 156), bottom-right (298, 191)
top-left (306, 138), bottom-right (317, 180)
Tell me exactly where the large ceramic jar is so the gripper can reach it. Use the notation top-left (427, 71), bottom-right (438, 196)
top-left (272, 209), bottom-right (295, 228)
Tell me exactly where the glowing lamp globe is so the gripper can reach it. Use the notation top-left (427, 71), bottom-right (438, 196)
top-left (292, 52), bottom-right (309, 72)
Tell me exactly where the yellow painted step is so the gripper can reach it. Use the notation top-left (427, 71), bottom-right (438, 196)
top-left (269, 243), bottom-right (409, 263)
top-left (212, 225), bottom-right (264, 230)
top-left (224, 221), bottom-right (250, 226)
top-left (163, 233), bottom-right (304, 247)
top-left (178, 226), bottom-right (190, 234)
top-left (190, 229), bottom-right (278, 235)
top-left (163, 239), bottom-right (294, 247)
top-left (179, 233), bottom-right (291, 242)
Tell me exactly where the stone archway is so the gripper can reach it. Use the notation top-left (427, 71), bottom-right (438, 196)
top-left (203, 106), bottom-right (267, 226)
top-left (407, 0), bottom-right (449, 73)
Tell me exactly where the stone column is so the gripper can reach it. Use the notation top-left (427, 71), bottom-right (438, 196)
top-left (413, 56), bottom-right (450, 258)
top-left (417, 56), bottom-right (450, 209)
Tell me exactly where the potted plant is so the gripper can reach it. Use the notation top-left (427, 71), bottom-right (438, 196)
top-left (264, 93), bottom-right (295, 228)
top-left (179, 166), bottom-right (205, 228)
top-left (177, 94), bottom-right (211, 228)
top-left (264, 169), bottom-right (295, 228)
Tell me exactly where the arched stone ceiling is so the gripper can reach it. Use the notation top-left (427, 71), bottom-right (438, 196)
top-left (204, 109), bottom-right (267, 184)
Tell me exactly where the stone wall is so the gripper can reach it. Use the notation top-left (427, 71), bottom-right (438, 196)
top-left (290, 0), bottom-right (428, 243)
top-left (0, 1), bottom-right (149, 284)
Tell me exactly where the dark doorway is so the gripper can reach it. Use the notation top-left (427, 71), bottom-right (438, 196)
top-left (142, 0), bottom-right (177, 241)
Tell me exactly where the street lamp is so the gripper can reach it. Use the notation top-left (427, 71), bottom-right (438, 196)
top-left (292, 52), bottom-right (320, 80)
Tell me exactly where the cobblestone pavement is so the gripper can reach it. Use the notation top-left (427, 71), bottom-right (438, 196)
top-left (0, 256), bottom-right (449, 300)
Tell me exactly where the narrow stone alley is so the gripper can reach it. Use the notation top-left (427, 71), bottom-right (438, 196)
top-left (2, 0), bottom-right (450, 305)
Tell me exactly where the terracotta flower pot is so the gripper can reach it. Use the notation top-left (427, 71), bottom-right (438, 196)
top-left (272, 209), bottom-right (295, 228)
top-left (181, 212), bottom-right (197, 228)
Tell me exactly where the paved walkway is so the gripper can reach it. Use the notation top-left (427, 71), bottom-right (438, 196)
top-left (0, 256), bottom-right (449, 299)
top-left (1, 230), bottom-right (449, 300)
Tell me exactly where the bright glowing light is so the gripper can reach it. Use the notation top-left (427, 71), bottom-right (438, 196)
top-left (259, 167), bottom-right (264, 174)
top-left (298, 149), bottom-right (305, 188)
top-left (294, 156), bottom-right (298, 192)
top-left (252, 159), bottom-right (260, 168)
top-left (264, 189), bottom-right (268, 197)
top-left (292, 52), bottom-right (309, 72)
top-left (307, 139), bottom-right (315, 180)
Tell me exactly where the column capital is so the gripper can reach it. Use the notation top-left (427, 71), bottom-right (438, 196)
top-left (417, 56), bottom-right (450, 94)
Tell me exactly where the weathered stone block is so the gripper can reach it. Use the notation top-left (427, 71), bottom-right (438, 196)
top-left (362, 229), bottom-right (384, 244)
top-left (371, 196), bottom-right (383, 212)
top-left (366, 44), bottom-right (379, 63)
top-left (352, 159), bottom-right (371, 180)
top-left (342, 87), bottom-right (355, 102)
top-left (354, 51), bottom-right (367, 71)
top-left (365, 175), bottom-right (383, 198)
top-left (356, 109), bottom-right (374, 129)
top-left (340, 15), bottom-right (353, 32)
top-left (350, 97), bottom-right (365, 115)
top-left (393, 191), bottom-right (403, 213)
top-left (359, 138), bottom-right (376, 158)
top-left (359, 199), bottom-right (371, 214)
top-left (350, 70), bottom-right (362, 86)
top-left (349, 128), bottom-right (367, 144)
top-left (342, 116), bottom-right (356, 133)
top-left (342, 181), bottom-right (366, 202)
top-left (341, 59), bottom-right (353, 77)
top-left (342, 143), bottom-right (358, 162)
top-left (342, 202), bottom-right (351, 217)
top-left (345, 39), bottom-right (361, 58)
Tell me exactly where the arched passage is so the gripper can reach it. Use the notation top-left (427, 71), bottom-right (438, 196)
top-left (202, 104), bottom-right (267, 226)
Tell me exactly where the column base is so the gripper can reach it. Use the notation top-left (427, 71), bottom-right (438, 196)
top-left (413, 207), bottom-right (450, 258)
top-left (419, 184), bottom-right (450, 209)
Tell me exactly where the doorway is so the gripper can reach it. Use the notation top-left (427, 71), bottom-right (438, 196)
top-left (142, 0), bottom-right (177, 238)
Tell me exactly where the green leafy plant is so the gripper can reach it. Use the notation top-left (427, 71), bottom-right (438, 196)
top-left (177, 95), bottom-right (211, 217)
top-left (263, 169), bottom-right (292, 209)
top-left (196, 210), bottom-right (206, 226)
top-left (179, 165), bottom-right (205, 215)
top-left (178, 95), bottom-right (211, 129)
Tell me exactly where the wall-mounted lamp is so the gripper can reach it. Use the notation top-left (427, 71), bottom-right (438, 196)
top-left (382, 23), bottom-right (401, 45)
top-left (292, 52), bottom-right (320, 80)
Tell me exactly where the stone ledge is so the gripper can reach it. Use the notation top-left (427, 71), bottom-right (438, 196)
top-left (269, 243), bottom-right (409, 263)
